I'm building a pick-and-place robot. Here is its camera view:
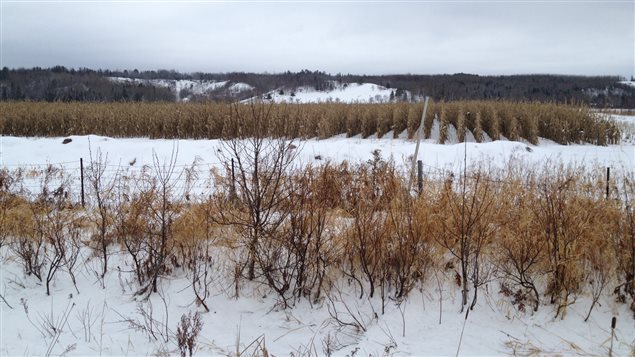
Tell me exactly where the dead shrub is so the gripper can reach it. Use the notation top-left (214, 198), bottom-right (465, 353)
top-left (530, 163), bottom-right (613, 318)
top-left (385, 189), bottom-right (437, 299)
top-left (495, 177), bottom-right (545, 312)
top-left (436, 166), bottom-right (498, 311)
top-left (176, 311), bottom-right (203, 357)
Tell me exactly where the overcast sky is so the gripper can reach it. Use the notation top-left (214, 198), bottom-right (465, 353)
top-left (1, 1), bottom-right (633, 76)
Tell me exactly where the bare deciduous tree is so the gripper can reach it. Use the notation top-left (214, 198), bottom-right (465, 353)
top-left (215, 103), bottom-right (298, 283)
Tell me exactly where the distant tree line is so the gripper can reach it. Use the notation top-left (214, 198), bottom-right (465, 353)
top-left (1, 66), bottom-right (634, 107)
top-left (351, 73), bottom-right (635, 108)
top-left (0, 66), bottom-right (174, 102)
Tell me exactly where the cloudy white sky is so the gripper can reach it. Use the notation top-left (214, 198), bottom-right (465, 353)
top-left (1, 1), bottom-right (633, 76)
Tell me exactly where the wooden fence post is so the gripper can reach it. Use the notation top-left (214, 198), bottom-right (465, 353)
top-left (80, 158), bottom-right (85, 207)
top-left (417, 160), bottom-right (423, 194)
top-left (606, 167), bottom-right (610, 200)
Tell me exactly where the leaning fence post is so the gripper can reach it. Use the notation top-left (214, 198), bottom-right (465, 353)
top-left (409, 96), bottom-right (430, 190)
top-left (80, 158), bottom-right (85, 207)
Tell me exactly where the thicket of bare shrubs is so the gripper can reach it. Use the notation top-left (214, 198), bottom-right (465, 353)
top-left (3, 161), bottom-right (635, 320)
top-left (1, 149), bottom-right (633, 320)
top-left (4, 166), bottom-right (84, 295)
top-left (0, 101), bottom-right (620, 145)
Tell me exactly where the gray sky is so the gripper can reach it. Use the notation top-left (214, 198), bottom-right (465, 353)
top-left (1, 1), bottom-right (633, 76)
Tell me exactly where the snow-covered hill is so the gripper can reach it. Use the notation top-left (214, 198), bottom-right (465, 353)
top-left (259, 82), bottom-right (411, 103)
top-left (107, 77), bottom-right (254, 101)
top-left (108, 77), bottom-right (411, 104)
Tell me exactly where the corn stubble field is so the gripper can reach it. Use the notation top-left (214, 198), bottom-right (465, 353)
top-left (0, 101), bottom-right (634, 356)
top-left (0, 100), bottom-right (621, 144)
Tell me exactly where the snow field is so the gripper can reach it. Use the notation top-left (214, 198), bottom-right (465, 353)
top-left (1, 247), bottom-right (634, 356)
top-left (1, 120), bottom-right (635, 356)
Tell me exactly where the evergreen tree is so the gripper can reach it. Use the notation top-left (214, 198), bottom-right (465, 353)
top-left (0, 67), bottom-right (8, 80)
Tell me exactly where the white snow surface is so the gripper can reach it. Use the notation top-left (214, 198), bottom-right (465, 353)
top-left (1, 249), bottom-right (633, 356)
top-left (1, 133), bottom-right (633, 179)
top-left (228, 82), bottom-right (255, 93)
top-left (262, 82), bottom-right (405, 104)
top-left (1, 125), bottom-right (635, 356)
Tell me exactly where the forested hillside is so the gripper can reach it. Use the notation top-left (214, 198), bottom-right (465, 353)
top-left (1, 66), bottom-right (634, 107)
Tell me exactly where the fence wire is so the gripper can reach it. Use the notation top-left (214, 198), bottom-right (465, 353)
top-left (1, 157), bottom-right (629, 207)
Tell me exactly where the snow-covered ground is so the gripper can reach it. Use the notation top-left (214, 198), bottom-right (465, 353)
top-left (1, 129), bottom-right (633, 179)
top-left (1, 120), bottom-right (635, 356)
top-left (260, 82), bottom-right (409, 104)
top-left (1, 249), bottom-right (633, 356)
